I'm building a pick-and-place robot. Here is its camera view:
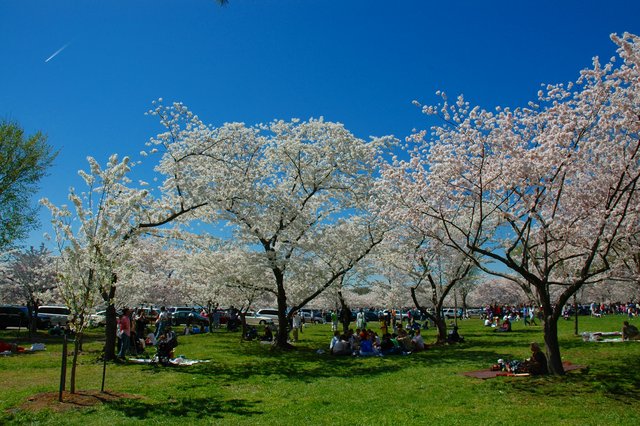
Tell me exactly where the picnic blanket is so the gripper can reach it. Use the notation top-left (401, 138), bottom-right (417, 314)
top-left (462, 361), bottom-right (586, 379)
top-left (128, 357), bottom-right (210, 366)
top-left (582, 331), bottom-right (622, 342)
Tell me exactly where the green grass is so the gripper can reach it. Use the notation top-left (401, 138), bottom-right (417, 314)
top-left (1, 316), bottom-right (639, 425)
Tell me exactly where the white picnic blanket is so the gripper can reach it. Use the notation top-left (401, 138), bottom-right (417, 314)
top-left (582, 331), bottom-right (622, 342)
top-left (128, 357), bottom-right (210, 366)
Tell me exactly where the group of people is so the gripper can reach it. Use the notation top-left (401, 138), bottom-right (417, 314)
top-left (588, 302), bottom-right (638, 318)
top-left (329, 326), bottom-right (426, 356)
top-left (116, 306), bottom-right (175, 359)
top-left (484, 304), bottom-right (539, 326)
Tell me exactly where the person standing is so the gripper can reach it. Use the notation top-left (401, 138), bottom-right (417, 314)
top-left (356, 310), bottom-right (366, 330)
top-left (331, 310), bottom-right (339, 332)
top-left (155, 306), bottom-right (169, 340)
top-left (134, 308), bottom-right (146, 338)
top-left (117, 308), bottom-right (131, 359)
top-left (291, 310), bottom-right (302, 342)
top-left (529, 305), bottom-right (538, 325)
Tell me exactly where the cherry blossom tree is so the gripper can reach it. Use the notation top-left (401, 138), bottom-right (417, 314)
top-left (383, 33), bottom-right (640, 374)
top-left (375, 225), bottom-right (474, 344)
top-left (43, 151), bottom-right (207, 360)
top-left (466, 278), bottom-right (529, 307)
top-left (147, 103), bottom-right (389, 347)
top-left (117, 238), bottom-right (190, 307)
top-left (42, 155), bottom-right (151, 366)
top-left (0, 245), bottom-right (57, 336)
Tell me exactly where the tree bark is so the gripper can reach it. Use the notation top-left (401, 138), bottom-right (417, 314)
top-left (70, 334), bottom-right (81, 393)
top-left (542, 310), bottom-right (565, 375)
top-left (104, 304), bottom-right (117, 361)
top-left (337, 291), bottom-right (351, 333)
top-left (239, 312), bottom-right (248, 342)
top-left (273, 269), bottom-right (293, 349)
top-left (434, 316), bottom-right (447, 344)
top-left (411, 286), bottom-right (447, 344)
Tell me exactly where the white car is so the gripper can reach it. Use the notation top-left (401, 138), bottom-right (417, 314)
top-left (37, 305), bottom-right (71, 327)
top-left (245, 311), bottom-right (276, 326)
top-left (89, 310), bottom-right (107, 327)
top-left (252, 309), bottom-right (280, 325)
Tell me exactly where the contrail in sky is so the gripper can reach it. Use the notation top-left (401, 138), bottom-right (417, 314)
top-left (44, 43), bottom-right (69, 63)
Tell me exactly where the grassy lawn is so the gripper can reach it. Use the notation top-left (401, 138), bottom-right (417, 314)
top-left (1, 315), bottom-right (639, 425)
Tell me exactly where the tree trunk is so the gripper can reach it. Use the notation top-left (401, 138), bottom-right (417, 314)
top-left (411, 286), bottom-right (447, 344)
top-left (337, 291), bottom-right (351, 333)
top-left (434, 316), bottom-right (447, 344)
top-left (573, 295), bottom-right (579, 336)
top-left (104, 304), bottom-right (117, 361)
top-left (240, 312), bottom-right (248, 342)
top-left (70, 334), bottom-right (81, 393)
top-left (542, 312), bottom-right (565, 375)
top-left (27, 302), bottom-right (36, 340)
top-left (273, 269), bottom-right (292, 349)
top-left (207, 300), bottom-right (213, 333)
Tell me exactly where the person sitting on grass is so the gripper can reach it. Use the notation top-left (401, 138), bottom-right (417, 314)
top-left (261, 325), bottom-right (274, 342)
top-left (329, 330), bottom-right (340, 351)
top-left (380, 333), bottom-right (404, 355)
top-left (245, 326), bottom-right (258, 341)
top-left (447, 325), bottom-right (465, 343)
top-left (622, 321), bottom-right (640, 341)
top-left (494, 318), bottom-right (512, 332)
top-left (411, 329), bottom-right (425, 351)
top-left (396, 328), bottom-right (413, 352)
top-left (358, 331), bottom-right (379, 357)
top-left (331, 334), bottom-right (352, 356)
top-left (523, 342), bottom-right (548, 375)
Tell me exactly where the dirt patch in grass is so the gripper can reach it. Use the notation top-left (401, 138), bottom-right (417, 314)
top-left (15, 390), bottom-right (141, 413)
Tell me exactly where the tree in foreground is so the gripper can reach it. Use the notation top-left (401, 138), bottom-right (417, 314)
top-left (147, 104), bottom-right (389, 348)
top-left (43, 149), bottom-right (207, 360)
top-left (43, 155), bottom-right (147, 363)
top-left (384, 33), bottom-right (640, 374)
top-left (0, 121), bottom-right (57, 250)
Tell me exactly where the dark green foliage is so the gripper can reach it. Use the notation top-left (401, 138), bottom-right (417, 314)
top-left (0, 121), bottom-right (57, 249)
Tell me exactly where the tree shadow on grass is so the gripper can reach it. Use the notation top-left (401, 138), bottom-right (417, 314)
top-left (160, 352), bottom-right (406, 383)
top-left (104, 396), bottom-right (262, 420)
top-left (485, 354), bottom-right (640, 404)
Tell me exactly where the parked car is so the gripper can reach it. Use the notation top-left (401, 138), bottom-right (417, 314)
top-left (37, 305), bottom-right (71, 327)
top-left (441, 308), bottom-right (463, 319)
top-left (89, 310), bottom-right (107, 327)
top-left (169, 306), bottom-right (197, 315)
top-left (0, 305), bottom-right (49, 329)
top-left (254, 309), bottom-right (280, 325)
top-left (300, 309), bottom-right (325, 324)
top-left (171, 311), bottom-right (209, 326)
top-left (382, 309), bottom-right (410, 321)
top-left (465, 308), bottom-right (484, 318)
top-left (363, 310), bottom-right (381, 322)
top-left (244, 311), bottom-right (275, 326)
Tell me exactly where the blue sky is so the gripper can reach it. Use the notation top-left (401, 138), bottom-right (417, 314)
top-left (2, 0), bottom-right (640, 248)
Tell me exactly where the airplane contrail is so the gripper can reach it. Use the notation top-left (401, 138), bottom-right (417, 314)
top-left (45, 43), bottom-right (69, 63)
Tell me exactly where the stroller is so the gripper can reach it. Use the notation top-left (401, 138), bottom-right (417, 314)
top-left (154, 329), bottom-right (178, 366)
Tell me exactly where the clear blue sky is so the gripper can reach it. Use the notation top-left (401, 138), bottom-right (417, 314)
top-left (2, 0), bottom-right (639, 248)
